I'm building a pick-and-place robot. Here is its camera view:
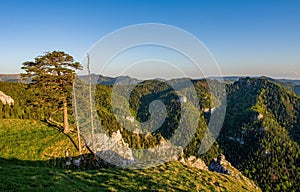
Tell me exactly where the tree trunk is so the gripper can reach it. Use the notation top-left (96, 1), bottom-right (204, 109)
top-left (63, 99), bottom-right (70, 134)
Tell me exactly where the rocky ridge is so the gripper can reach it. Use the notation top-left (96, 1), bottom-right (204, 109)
top-left (83, 129), bottom-right (260, 190)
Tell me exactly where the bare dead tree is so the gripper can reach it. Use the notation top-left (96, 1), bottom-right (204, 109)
top-left (73, 75), bottom-right (82, 154)
top-left (87, 54), bottom-right (95, 154)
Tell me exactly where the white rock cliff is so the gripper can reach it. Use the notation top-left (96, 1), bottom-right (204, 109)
top-left (0, 91), bottom-right (14, 105)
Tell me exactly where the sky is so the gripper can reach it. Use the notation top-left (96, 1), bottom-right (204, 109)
top-left (0, 0), bottom-right (299, 79)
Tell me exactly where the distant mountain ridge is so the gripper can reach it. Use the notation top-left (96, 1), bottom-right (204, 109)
top-left (1, 73), bottom-right (299, 83)
top-left (0, 74), bottom-right (22, 82)
top-left (1, 73), bottom-right (299, 96)
top-left (93, 74), bottom-right (300, 96)
top-left (260, 76), bottom-right (300, 95)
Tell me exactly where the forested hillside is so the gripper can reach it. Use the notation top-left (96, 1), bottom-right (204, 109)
top-left (94, 79), bottom-right (221, 164)
top-left (94, 77), bottom-right (300, 191)
top-left (0, 82), bottom-right (72, 125)
top-left (1, 76), bottom-right (299, 191)
top-left (219, 77), bottom-right (300, 191)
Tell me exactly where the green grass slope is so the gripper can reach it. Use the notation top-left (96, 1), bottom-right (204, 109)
top-left (0, 119), bottom-right (80, 162)
top-left (0, 119), bottom-right (260, 191)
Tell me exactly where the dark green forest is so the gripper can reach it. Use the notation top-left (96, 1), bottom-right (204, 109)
top-left (219, 78), bottom-right (300, 191)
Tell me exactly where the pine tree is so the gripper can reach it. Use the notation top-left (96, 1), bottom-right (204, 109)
top-left (21, 51), bottom-right (82, 133)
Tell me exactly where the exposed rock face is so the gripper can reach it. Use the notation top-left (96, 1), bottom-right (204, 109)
top-left (95, 130), bottom-right (134, 167)
top-left (184, 156), bottom-right (208, 170)
top-left (204, 108), bottom-right (210, 113)
top-left (181, 154), bottom-right (259, 190)
top-left (93, 131), bottom-right (183, 167)
top-left (257, 113), bottom-right (264, 120)
top-left (203, 107), bottom-right (216, 113)
top-left (147, 137), bottom-right (184, 162)
top-left (125, 116), bottom-right (134, 122)
top-left (0, 91), bottom-right (14, 105)
top-left (179, 96), bottom-right (187, 103)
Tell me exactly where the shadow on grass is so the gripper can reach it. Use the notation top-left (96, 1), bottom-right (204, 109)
top-left (42, 119), bottom-right (80, 151)
top-left (0, 156), bottom-right (170, 191)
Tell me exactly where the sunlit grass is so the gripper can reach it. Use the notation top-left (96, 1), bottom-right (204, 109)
top-left (0, 119), bottom-right (260, 191)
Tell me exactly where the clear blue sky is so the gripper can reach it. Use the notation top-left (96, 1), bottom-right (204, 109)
top-left (0, 0), bottom-right (299, 79)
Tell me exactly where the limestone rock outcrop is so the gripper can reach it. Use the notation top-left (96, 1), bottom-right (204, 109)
top-left (0, 91), bottom-right (14, 105)
top-left (183, 156), bottom-right (208, 170)
top-left (93, 130), bottom-right (183, 167)
top-left (94, 130), bottom-right (134, 167)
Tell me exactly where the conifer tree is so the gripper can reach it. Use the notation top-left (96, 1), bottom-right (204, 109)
top-left (21, 51), bottom-right (82, 133)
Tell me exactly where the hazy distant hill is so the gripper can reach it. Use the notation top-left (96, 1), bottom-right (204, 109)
top-left (1, 73), bottom-right (299, 95)
top-left (277, 79), bottom-right (300, 95)
top-left (278, 79), bottom-right (300, 85)
top-left (0, 74), bottom-right (22, 82)
top-left (208, 76), bottom-right (244, 83)
top-left (260, 76), bottom-right (300, 95)
top-left (209, 76), bottom-right (300, 95)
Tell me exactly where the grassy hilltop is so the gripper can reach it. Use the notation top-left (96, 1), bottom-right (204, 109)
top-left (0, 119), bottom-right (260, 191)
